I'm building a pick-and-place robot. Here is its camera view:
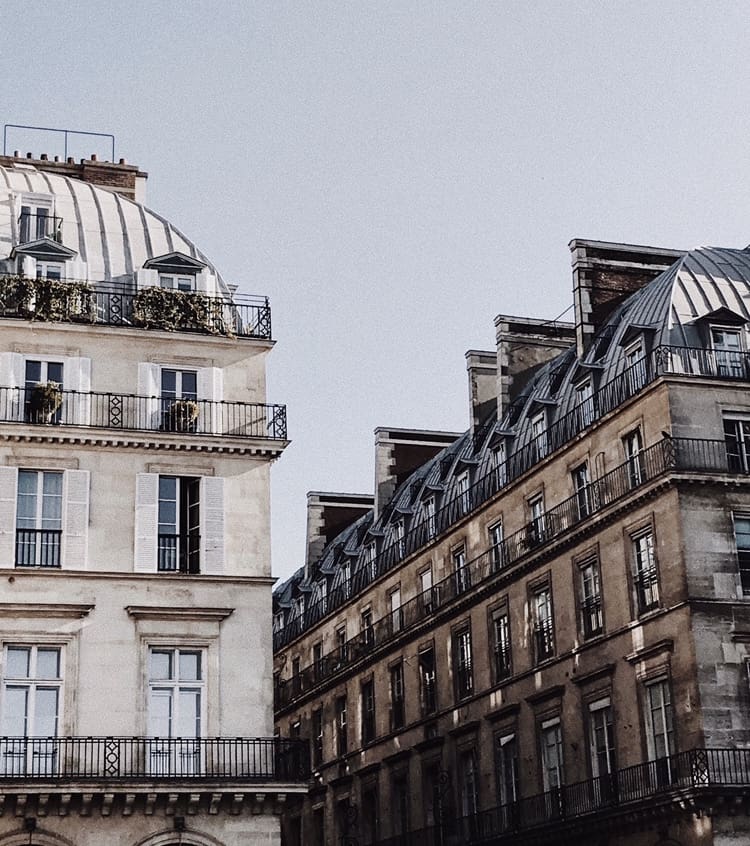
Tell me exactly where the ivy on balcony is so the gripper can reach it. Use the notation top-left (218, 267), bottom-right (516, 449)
top-left (132, 286), bottom-right (236, 337)
top-left (0, 275), bottom-right (96, 323)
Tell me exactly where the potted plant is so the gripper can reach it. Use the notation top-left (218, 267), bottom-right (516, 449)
top-left (29, 381), bottom-right (63, 423)
top-left (165, 399), bottom-right (200, 432)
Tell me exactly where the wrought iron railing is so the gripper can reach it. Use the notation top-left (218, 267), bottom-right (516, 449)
top-left (15, 528), bottom-right (62, 568)
top-left (158, 533), bottom-right (201, 573)
top-left (0, 736), bottom-right (309, 782)
top-left (369, 748), bottom-right (750, 846)
top-left (275, 435), bottom-right (750, 706)
top-left (0, 386), bottom-right (287, 440)
top-left (0, 275), bottom-right (272, 339)
top-left (18, 211), bottom-right (63, 244)
top-left (274, 344), bottom-right (750, 651)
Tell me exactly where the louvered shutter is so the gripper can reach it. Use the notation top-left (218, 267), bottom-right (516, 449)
top-left (197, 367), bottom-right (223, 434)
top-left (137, 363), bottom-right (161, 431)
top-left (0, 353), bottom-right (24, 422)
top-left (200, 477), bottom-right (225, 575)
top-left (134, 473), bottom-right (159, 572)
top-left (63, 470), bottom-right (89, 568)
top-left (0, 467), bottom-right (18, 568)
top-left (64, 356), bottom-right (91, 425)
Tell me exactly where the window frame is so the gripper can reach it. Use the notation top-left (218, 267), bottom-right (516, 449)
top-left (452, 621), bottom-right (474, 702)
top-left (389, 659), bottom-right (406, 732)
top-left (15, 469), bottom-right (64, 568)
top-left (489, 602), bottom-right (512, 683)
top-left (630, 526), bottom-right (660, 615)
top-left (531, 580), bottom-right (555, 664)
top-left (577, 551), bottom-right (603, 639)
top-left (361, 676), bottom-right (376, 745)
top-left (418, 643), bottom-right (437, 717)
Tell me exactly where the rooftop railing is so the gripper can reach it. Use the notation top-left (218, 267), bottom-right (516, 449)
top-left (274, 344), bottom-right (750, 651)
top-left (0, 736), bottom-right (309, 782)
top-left (0, 275), bottom-right (272, 339)
top-left (0, 386), bottom-right (287, 441)
top-left (370, 748), bottom-right (750, 846)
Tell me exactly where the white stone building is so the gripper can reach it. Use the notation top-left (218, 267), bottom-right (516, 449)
top-left (0, 151), bottom-right (307, 846)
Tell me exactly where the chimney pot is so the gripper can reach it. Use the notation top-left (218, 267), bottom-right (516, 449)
top-left (67, 157), bottom-right (74, 164)
top-left (119, 158), bottom-right (126, 165)
top-left (53, 156), bottom-right (59, 162)
top-left (13, 150), bottom-right (19, 158)
top-left (40, 153), bottom-right (48, 161)
top-left (26, 152), bottom-right (32, 159)
top-left (90, 154), bottom-right (97, 162)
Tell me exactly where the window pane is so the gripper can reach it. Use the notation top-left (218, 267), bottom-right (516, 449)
top-left (6, 647), bottom-right (30, 678)
top-left (35, 648), bottom-right (60, 679)
top-left (149, 688), bottom-right (173, 736)
top-left (150, 650), bottom-right (173, 681)
top-left (179, 651), bottom-right (201, 681)
top-left (161, 370), bottom-right (177, 396)
top-left (33, 687), bottom-right (59, 736)
top-left (181, 371), bottom-right (197, 398)
top-left (177, 689), bottom-right (201, 737)
top-left (41, 472), bottom-right (63, 529)
top-left (2, 687), bottom-right (28, 735)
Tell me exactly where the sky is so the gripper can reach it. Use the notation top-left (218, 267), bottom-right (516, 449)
top-left (4, 1), bottom-right (750, 583)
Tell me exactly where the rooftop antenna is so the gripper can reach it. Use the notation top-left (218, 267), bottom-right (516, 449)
top-left (3, 123), bottom-right (115, 161)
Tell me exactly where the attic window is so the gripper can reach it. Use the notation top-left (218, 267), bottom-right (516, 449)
top-left (160, 273), bottom-right (194, 292)
top-left (18, 194), bottom-right (60, 244)
top-left (143, 252), bottom-right (207, 292)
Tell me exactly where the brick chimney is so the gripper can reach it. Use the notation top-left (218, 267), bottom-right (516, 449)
top-left (305, 492), bottom-right (374, 576)
top-left (466, 350), bottom-right (497, 432)
top-left (0, 152), bottom-right (148, 203)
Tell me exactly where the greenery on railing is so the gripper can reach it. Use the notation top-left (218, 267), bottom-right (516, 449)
top-left (132, 286), bottom-right (235, 337)
top-left (0, 275), bottom-right (95, 323)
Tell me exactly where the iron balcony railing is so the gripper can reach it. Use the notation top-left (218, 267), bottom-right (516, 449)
top-left (274, 344), bottom-right (750, 651)
top-left (0, 386), bottom-right (287, 441)
top-left (15, 528), bottom-right (62, 568)
top-left (158, 533), bottom-right (201, 573)
top-left (0, 275), bottom-right (272, 340)
top-left (369, 748), bottom-right (750, 846)
top-left (275, 436), bottom-right (750, 707)
top-left (0, 736), bottom-right (309, 782)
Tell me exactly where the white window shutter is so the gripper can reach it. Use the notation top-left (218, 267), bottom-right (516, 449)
top-left (0, 467), bottom-right (18, 568)
top-left (0, 353), bottom-right (24, 422)
top-left (137, 363), bottom-right (161, 431)
top-left (201, 477), bottom-right (225, 575)
top-left (135, 269), bottom-right (159, 289)
top-left (134, 473), bottom-right (159, 572)
top-left (63, 356), bottom-right (91, 425)
top-left (197, 367), bottom-right (223, 434)
top-left (63, 470), bottom-right (89, 568)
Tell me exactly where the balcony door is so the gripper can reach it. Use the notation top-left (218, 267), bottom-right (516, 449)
top-left (25, 360), bottom-right (64, 423)
top-left (711, 327), bottom-right (744, 378)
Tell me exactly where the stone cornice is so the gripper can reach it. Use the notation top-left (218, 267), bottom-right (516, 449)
top-left (125, 606), bottom-right (234, 622)
top-left (0, 603), bottom-right (94, 618)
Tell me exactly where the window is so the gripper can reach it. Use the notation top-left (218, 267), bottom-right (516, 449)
top-left (453, 624), bottom-right (474, 701)
top-left (335, 625), bottom-right (348, 663)
top-left (389, 587), bottom-right (402, 634)
top-left (456, 472), bottom-right (470, 515)
top-left (418, 645), bottom-right (437, 716)
top-left (364, 542), bottom-right (377, 581)
top-left (572, 462), bottom-right (592, 520)
top-left (458, 747), bottom-right (479, 817)
top-left (25, 359), bottom-right (64, 424)
top-left (576, 380), bottom-right (596, 428)
top-left (623, 428), bottom-right (644, 488)
top-left (394, 519), bottom-right (406, 558)
top-left (489, 521), bottom-right (504, 571)
top-left (160, 368), bottom-right (198, 432)
top-left (495, 732), bottom-right (520, 812)
top-left (1, 645), bottom-right (62, 775)
top-left (311, 707), bottom-right (324, 766)
top-left (711, 327), bottom-right (744, 378)
top-left (588, 698), bottom-right (616, 785)
top-left (625, 342), bottom-right (648, 394)
top-left (540, 718), bottom-right (564, 792)
top-left (160, 273), bottom-right (195, 291)
top-left (390, 661), bottom-right (405, 731)
top-left (632, 530), bottom-right (659, 613)
top-left (361, 608), bottom-right (374, 649)
top-left (579, 555), bottom-right (603, 638)
top-left (494, 443), bottom-right (507, 489)
top-left (531, 412), bottom-right (548, 461)
top-left (735, 516), bottom-right (750, 596)
top-left (644, 678), bottom-right (676, 784)
top-left (311, 807), bottom-right (325, 846)
top-left (390, 773), bottom-right (410, 836)
top-left (335, 695), bottom-right (347, 756)
top-left (158, 476), bottom-right (200, 573)
top-left (19, 198), bottom-right (57, 244)
top-left (291, 656), bottom-right (301, 696)
top-left (148, 648), bottom-right (204, 774)
top-left (419, 567), bottom-right (434, 615)
top-left (424, 496), bottom-right (437, 540)
top-left (532, 585), bottom-right (555, 662)
top-left (490, 606), bottom-right (512, 682)
top-left (361, 678), bottom-right (376, 744)
top-left (361, 784), bottom-right (379, 845)
top-left (341, 560), bottom-right (351, 597)
top-left (453, 545), bottom-right (470, 594)
top-left (16, 470), bottom-right (63, 568)
top-left (724, 418), bottom-right (750, 474)
top-left (527, 494), bottom-right (546, 547)
top-left (35, 260), bottom-right (64, 280)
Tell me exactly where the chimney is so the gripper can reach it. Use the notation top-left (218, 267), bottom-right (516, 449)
top-left (494, 315), bottom-right (575, 421)
top-left (0, 151), bottom-right (148, 203)
top-left (466, 350), bottom-right (497, 431)
top-left (570, 239), bottom-right (685, 358)
top-left (305, 492), bottom-right (374, 577)
top-left (374, 428), bottom-right (460, 518)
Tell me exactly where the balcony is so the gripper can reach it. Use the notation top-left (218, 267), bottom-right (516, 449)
top-left (0, 275), bottom-right (272, 340)
top-left (0, 736), bottom-right (310, 783)
top-left (0, 386), bottom-right (287, 441)
top-left (15, 528), bottom-right (62, 568)
top-left (369, 748), bottom-right (750, 846)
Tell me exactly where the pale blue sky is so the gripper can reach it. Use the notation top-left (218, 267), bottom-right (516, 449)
top-left (4, 2), bottom-right (750, 581)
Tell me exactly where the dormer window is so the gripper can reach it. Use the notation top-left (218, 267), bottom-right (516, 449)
top-left (18, 195), bottom-right (60, 244)
top-left (36, 260), bottom-right (63, 281)
top-left (160, 273), bottom-right (195, 292)
top-left (143, 253), bottom-right (207, 293)
top-left (711, 327), bottom-right (744, 379)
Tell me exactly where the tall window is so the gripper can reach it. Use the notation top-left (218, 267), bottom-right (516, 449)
top-left (644, 679), bottom-right (676, 783)
top-left (361, 784), bottom-right (379, 846)
top-left (456, 472), bottom-right (470, 515)
top-left (361, 608), bottom-right (374, 649)
top-left (528, 494), bottom-right (546, 546)
top-left (540, 719), bottom-right (564, 792)
top-left (1, 645), bottom-right (62, 775)
top-left (419, 567), bottom-right (434, 615)
top-left (711, 327), bottom-right (744, 378)
top-left (19, 200), bottom-right (56, 244)
top-left (16, 470), bottom-right (63, 568)
top-left (158, 476), bottom-right (200, 573)
top-left (489, 521), bottom-right (504, 571)
top-left (389, 587), bottom-right (402, 634)
top-left (335, 695), bottom-right (348, 757)
top-left (390, 773), bottom-right (410, 836)
top-left (734, 515), bottom-right (750, 596)
top-left (453, 545), bottom-right (470, 594)
top-left (312, 641), bottom-right (323, 681)
top-left (335, 625), bottom-right (347, 663)
top-left (418, 645), bottom-right (437, 716)
top-left (625, 342), bottom-right (647, 394)
top-left (364, 542), bottom-right (377, 581)
top-left (623, 428), bottom-right (644, 488)
top-left (160, 368), bottom-right (198, 432)
top-left (390, 661), bottom-right (405, 731)
top-left (458, 748), bottom-right (479, 817)
top-left (495, 732), bottom-right (520, 814)
top-left (311, 707), bottom-right (324, 766)
top-left (490, 606), bottom-right (512, 682)
top-left (148, 648), bottom-right (204, 774)
top-left (572, 462), bottom-right (592, 520)
top-left (25, 360), bottom-right (64, 424)
top-left (531, 412), bottom-right (548, 461)
top-left (532, 585), bottom-right (555, 663)
top-left (632, 530), bottom-right (659, 613)
top-left (394, 519), bottom-right (406, 558)
top-left (724, 418), bottom-right (750, 474)
top-left (361, 678), bottom-right (376, 744)
top-left (453, 624), bottom-right (474, 701)
top-left (579, 555), bottom-right (603, 638)
top-left (494, 442), bottom-right (507, 489)
top-left (424, 496), bottom-right (437, 540)
top-left (575, 380), bottom-right (596, 428)
top-left (588, 698), bottom-right (616, 784)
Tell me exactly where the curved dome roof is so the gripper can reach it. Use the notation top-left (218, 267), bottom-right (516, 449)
top-left (0, 163), bottom-right (226, 289)
top-left (274, 245), bottom-right (750, 626)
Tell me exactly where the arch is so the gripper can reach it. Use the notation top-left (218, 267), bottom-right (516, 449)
top-left (0, 829), bottom-right (76, 846)
top-left (133, 829), bottom-right (225, 846)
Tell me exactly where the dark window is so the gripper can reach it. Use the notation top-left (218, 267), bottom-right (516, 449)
top-left (158, 475), bottom-right (200, 573)
top-left (490, 607), bottom-right (512, 682)
top-left (632, 530), bottom-right (659, 613)
top-left (453, 625), bottom-right (474, 701)
top-left (290, 719), bottom-right (301, 740)
top-left (458, 748), bottom-right (479, 817)
top-left (312, 641), bottom-right (323, 681)
top-left (291, 657), bottom-right (301, 696)
top-left (361, 678), bottom-right (376, 744)
top-left (532, 586), bottom-right (555, 663)
top-left (572, 462), bottom-right (592, 520)
top-left (419, 646), bottom-right (437, 716)
top-left (735, 516), bottom-right (750, 596)
top-left (311, 707), bottom-right (323, 766)
top-left (390, 661), bottom-right (405, 731)
top-left (725, 418), bottom-right (750, 473)
top-left (361, 608), bottom-right (374, 649)
top-left (311, 808), bottom-right (325, 846)
top-left (579, 556), bottom-right (603, 638)
top-left (495, 732), bottom-right (520, 814)
top-left (589, 700), bottom-right (616, 788)
top-left (335, 626), bottom-right (347, 664)
top-left (24, 360), bottom-right (64, 424)
top-left (361, 785), bottom-right (379, 845)
top-left (391, 773), bottom-right (410, 836)
top-left (489, 521), bottom-right (504, 571)
top-left (335, 695), bottom-right (347, 757)
top-left (160, 368), bottom-right (198, 432)
top-left (623, 429), bottom-right (644, 488)
top-left (453, 546), bottom-right (470, 594)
